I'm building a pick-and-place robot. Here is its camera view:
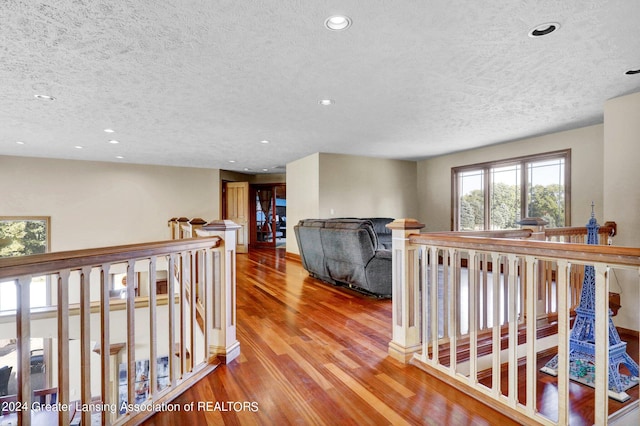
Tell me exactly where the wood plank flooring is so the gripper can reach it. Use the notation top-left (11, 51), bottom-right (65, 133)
top-left (144, 249), bottom-right (519, 425)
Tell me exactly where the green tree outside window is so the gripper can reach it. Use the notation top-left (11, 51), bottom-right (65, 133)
top-left (0, 217), bottom-right (49, 258)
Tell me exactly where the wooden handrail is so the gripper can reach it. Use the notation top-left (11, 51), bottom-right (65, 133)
top-left (0, 229), bottom-right (239, 425)
top-left (545, 221), bottom-right (617, 238)
top-left (0, 237), bottom-right (221, 279)
top-left (420, 229), bottom-right (533, 239)
top-left (389, 218), bottom-right (639, 425)
top-left (409, 232), bottom-right (640, 267)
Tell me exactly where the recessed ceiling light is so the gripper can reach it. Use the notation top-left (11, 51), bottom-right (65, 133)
top-left (325, 15), bottom-right (352, 31)
top-left (16, 141), bottom-right (25, 145)
top-left (319, 99), bottom-right (335, 106)
top-left (115, 156), bottom-right (124, 159)
top-left (34, 94), bottom-right (55, 100)
top-left (625, 69), bottom-right (640, 75)
top-left (74, 145), bottom-right (84, 149)
top-left (260, 140), bottom-right (270, 144)
top-left (228, 160), bottom-right (236, 163)
top-left (108, 140), bottom-right (120, 144)
top-left (104, 128), bottom-right (115, 133)
top-left (262, 168), bottom-right (269, 172)
top-left (528, 22), bottom-right (560, 37)
top-left (244, 168), bottom-right (251, 171)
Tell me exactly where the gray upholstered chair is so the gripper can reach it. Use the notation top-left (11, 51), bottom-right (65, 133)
top-left (0, 365), bottom-right (12, 396)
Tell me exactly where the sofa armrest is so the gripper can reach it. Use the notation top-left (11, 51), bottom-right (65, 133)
top-left (364, 250), bottom-right (392, 296)
top-left (373, 249), bottom-right (392, 261)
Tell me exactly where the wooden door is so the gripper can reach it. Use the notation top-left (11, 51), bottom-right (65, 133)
top-left (224, 182), bottom-right (249, 253)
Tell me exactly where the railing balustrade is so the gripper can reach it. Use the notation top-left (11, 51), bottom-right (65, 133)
top-left (541, 221), bottom-right (617, 316)
top-left (0, 220), bottom-right (240, 426)
top-left (387, 219), bottom-right (639, 426)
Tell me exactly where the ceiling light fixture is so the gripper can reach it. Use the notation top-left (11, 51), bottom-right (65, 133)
top-left (34, 94), bottom-right (55, 100)
top-left (116, 156), bottom-right (124, 159)
top-left (319, 99), bottom-right (335, 106)
top-left (260, 140), bottom-right (270, 144)
top-left (625, 69), bottom-right (640, 75)
top-left (74, 145), bottom-right (84, 149)
top-left (324, 15), bottom-right (352, 31)
top-left (16, 141), bottom-right (25, 145)
top-left (104, 128), bottom-right (115, 133)
top-left (528, 22), bottom-right (560, 37)
top-left (108, 140), bottom-right (120, 144)
top-left (228, 160), bottom-right (236, 163)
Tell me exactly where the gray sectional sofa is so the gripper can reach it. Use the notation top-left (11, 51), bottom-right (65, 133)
top-left (294, 218), bottom-right (394, 296)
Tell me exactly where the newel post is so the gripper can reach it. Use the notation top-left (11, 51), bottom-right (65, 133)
top-left (197, 220), bottom-right (242, 363)
top-left (185, 217), bottom-right (207, 238)
top-left (176, 217), bottom-right (190, 239)
top-left (386, 218), bottom-right (425, 363)
top-left (517, 217), bottom-right (548, 241)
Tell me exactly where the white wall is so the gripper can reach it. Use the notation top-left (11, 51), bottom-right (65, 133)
top-left (603, 91), bottom-right (640, 331)
top-left (417, 125), bottom-right (604, 231)
top-left (0, 156), bottom-right (221, 251)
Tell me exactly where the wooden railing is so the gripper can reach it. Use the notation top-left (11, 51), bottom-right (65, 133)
top-left (541, 222), bottom-right (618, 316)
top-left (387, 219), bottom-right (639, 426)
top-left (544, 221), bottom-right (617, 244)
top-left (0, 221), bottom-right (240, 426)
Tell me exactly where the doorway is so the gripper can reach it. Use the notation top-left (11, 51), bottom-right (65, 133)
top-left (251, 184), bottom-right (286, 248)
top-left (222, 181), bottom-right (249, 253)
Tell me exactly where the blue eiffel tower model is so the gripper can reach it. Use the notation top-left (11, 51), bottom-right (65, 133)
top-left (541, 207), bottom-right (639, 402)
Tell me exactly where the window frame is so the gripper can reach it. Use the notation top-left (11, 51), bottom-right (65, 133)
top-left (451, 149), bottom-right (571, 231)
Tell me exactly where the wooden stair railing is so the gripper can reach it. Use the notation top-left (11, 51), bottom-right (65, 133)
top-left (0, 223), bottom-right (240, 426)
top-left (387, 218), bottom-right (639, 426)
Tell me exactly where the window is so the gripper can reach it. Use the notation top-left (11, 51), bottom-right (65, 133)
top-left (0, 216), bottom-right (49, 258)
top-left (0, 218), bottom-right (51, 397)
top-left (452, 150), bottom-right (570, 231)
top-left (0, 216), bottom-right (51, 311)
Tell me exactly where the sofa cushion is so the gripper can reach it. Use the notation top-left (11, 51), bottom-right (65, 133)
top-left (321, 226), bottom-right (377, 287)
top-left (323, 219), bottom-right (379, 249)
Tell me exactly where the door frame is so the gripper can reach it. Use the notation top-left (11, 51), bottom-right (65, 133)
top-left (249, 183), bottom-right (285, 248)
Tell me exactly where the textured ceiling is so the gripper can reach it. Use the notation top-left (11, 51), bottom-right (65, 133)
top-left (1, 1), bottom-right (639, 173)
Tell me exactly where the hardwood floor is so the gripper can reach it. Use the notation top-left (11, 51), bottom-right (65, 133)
top-left (144, 249), bottom-right (519, 425)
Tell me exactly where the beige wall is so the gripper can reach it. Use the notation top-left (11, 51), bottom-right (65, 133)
top-left (417, 124), bottom-right (604, 231)
top-left (604, 91), bottom-right (640, 331)
top-left (286, 153), bottom-right (320, 253)
top-left (0, 155), bottom-right (220, 251)
top-left (286, 153), bottom-right (418, 254)
top-left (318, 153), bottom-right (418, 219)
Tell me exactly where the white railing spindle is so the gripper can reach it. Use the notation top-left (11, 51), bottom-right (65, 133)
top-left (0, 231), bottom-right (238, 425)
top-left (386, 219), bottom-right (640, 426)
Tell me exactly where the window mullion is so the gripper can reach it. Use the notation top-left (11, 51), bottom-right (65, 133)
top-left (521, 161), bottom-right (528, 221)
top-left (484, 167), bottom-right (490, 230)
